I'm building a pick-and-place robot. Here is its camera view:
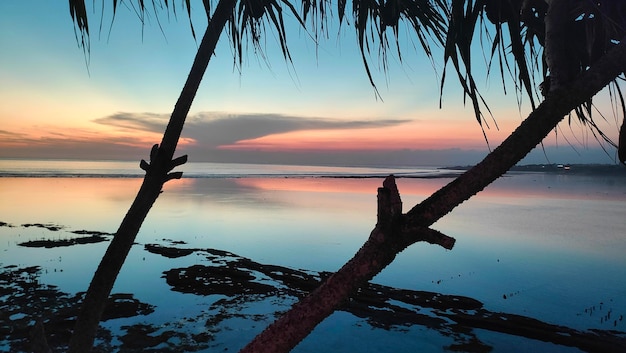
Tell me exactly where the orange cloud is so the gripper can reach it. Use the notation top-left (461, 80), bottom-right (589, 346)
top-left (219, 119), bottom-right (511, 151)
top-left (0, 122), bottom-right (198, 161)
top-left (0, 123), bottom-right (199, 149)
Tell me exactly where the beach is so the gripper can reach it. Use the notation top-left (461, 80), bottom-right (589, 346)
top-left (1, 161), bottom-right (625, 352)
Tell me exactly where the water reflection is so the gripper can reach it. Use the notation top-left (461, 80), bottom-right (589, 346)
top-left (1, 173), bottom-right (625, 334)
top-left (0, 178), bottom-right (141, 229)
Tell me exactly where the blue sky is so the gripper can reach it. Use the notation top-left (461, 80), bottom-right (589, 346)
top-left (0, 1), bottom-right (621, 166)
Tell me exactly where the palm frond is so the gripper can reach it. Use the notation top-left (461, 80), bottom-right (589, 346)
top-left (69, 0), bottom-right (90, 54)
top-left (443, 0), bottom-right (626, 151)
top-left (441, 0), bottom-right (486, 127)
top-left (300, 0), bottom-right (332, 39)
top-left (228, 0), bottom-right (306, 70)
top-left (350, 0), bottom-right (447, 97)
top-left (67, 0), bottom-right (201, 54)
top-left (556, 0), bottom-right (626, 148)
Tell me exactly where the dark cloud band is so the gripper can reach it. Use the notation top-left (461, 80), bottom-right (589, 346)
top-left (94, 111), bottom-right (411, 147)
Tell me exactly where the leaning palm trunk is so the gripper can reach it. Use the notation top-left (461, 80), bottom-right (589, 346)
top-left (67, 1), bottom-right (237, 352)
top-left (240, 36), bottom-right (626, 353)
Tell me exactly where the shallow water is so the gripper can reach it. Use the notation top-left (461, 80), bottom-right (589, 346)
top-left (1, 167), bottom-right (625, 352)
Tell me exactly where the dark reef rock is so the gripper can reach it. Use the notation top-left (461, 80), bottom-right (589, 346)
top-left (21, 223), bottom-right (64, 231)
top-left (70, 229), bottom-right (112, 236)
top-left (145, 243), bottom-right (195, 258)
top-left (160, 245), bottom-right (626, 353)
top-left (18, 234), bottom-right (109, 248)
top-left (2, 244), bottom-right (626, 353)
top-left (0, 265), bottom-right (154, 352)
top-left (165, 264), bottom-right (276, 296)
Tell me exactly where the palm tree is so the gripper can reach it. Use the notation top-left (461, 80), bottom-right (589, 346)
top-left (61, 1), bottom-right (626, 352)
top-left (66, 1), bottom-right (239, 351)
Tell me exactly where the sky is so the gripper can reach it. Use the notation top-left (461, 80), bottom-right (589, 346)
top-left (0, 1), bottom-right (622, 167)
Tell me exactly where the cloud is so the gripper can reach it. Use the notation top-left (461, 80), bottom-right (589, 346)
top-left (0, 129), bottom-right (27, 139)
top-left (0, 124), bottom-right (164, 160)
top-left (95, 111), bottom-right (411, 147)
top-left (93, 112), bottom-right (170, 133)
top-left (2, 111), bottom-right (618, 166)
top-left (0, 135), bottom-right (148, 160)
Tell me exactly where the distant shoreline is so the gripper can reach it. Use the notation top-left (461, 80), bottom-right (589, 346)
top-left (441, 163), bottom-right (626, 176)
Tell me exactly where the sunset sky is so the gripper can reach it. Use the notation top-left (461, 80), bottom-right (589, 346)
top-left (0, 1), bottom-right (622, 166)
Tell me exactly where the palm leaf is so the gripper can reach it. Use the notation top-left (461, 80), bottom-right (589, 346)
top-left (441, 0), bottom-right (485, 125)
top-left (69, 0), bottom-right (90, 53)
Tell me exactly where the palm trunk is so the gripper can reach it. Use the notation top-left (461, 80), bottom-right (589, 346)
top-left (67, 1), bottom-right (236, 352)
top-left (544, 0), bottom-right (576, 92)
top-left (240, 36), bottom-right (626, 353)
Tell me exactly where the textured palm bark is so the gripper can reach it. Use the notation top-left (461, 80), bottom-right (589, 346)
top-left (240, 36), bottom-right (626, 353)
top-left (544, 0), bottom-right (576, 92)
top-left (67, 1), bottom-right (237, 352)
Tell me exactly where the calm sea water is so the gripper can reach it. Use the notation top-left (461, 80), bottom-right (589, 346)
top-left (1, 159), bottom-right (625, 352)
top-left (0, 159), bottom-right (448, 178)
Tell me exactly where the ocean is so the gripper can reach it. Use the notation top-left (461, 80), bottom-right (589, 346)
top-left (1, 159), bottom-right (625, 352)
top-left (0, 159), bottom-right (449, 178)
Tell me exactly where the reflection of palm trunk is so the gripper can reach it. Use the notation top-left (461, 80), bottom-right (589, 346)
top-left (544, 0), bottom-right (575, 92)
top-left (240, 37), bottom-right (626, 353)
top-left (67, 1), bottom-right (236, 352)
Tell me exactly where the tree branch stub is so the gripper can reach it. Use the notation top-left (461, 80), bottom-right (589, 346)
top-left (377, 175), bottom-right (403, 228)
top-left (377, 175), bottom-right (455, 250)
